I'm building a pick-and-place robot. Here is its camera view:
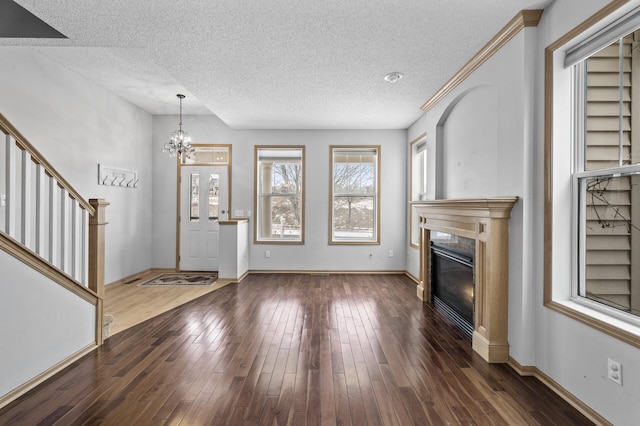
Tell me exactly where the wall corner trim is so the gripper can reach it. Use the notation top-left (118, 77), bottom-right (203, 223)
top-left (420, 9), bottom-right (543, 113)
top-left (508, 357), bottom-right (613, 426)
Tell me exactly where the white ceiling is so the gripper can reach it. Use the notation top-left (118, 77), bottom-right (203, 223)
top-left (2, 0), bottom-right (553, 129)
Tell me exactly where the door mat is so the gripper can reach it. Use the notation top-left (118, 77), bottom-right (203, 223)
top-left (137, 273), bottom-right (218, 287)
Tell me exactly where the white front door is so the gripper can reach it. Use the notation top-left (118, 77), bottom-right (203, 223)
top-left (180, 166), bottom-right (228, 271)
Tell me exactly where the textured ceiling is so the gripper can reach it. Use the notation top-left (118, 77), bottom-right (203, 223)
top-left (2, 0), bottom-right (553, 129)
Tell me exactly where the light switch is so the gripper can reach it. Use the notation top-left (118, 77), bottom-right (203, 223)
top-left (234, 209), bottom-right (244, 217)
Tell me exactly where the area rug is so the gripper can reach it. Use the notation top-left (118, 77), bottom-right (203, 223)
top-left (137, 273), bottom-right (218, 287)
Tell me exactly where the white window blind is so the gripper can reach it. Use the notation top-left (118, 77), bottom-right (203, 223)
top-left (565, 6), bottom-right (640, 67)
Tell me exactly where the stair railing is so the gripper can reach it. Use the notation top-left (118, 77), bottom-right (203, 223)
top-left (0, 112), bottom-right (107, 344)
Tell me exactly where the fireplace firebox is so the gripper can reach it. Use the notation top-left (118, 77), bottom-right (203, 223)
top-left (431, 239), bottom-right (475, 339)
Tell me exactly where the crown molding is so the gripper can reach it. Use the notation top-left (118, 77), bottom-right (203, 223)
top-left (420, 9), bottom-right (544, 113)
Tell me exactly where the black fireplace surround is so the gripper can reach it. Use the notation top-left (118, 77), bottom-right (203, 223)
top-left (431, 241), bottom-right (475, 339)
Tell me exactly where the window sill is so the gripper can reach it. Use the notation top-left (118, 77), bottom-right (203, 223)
top-left (329, 241), bottom-right (380, 245)
top-left (254, 240), bottom-right (304, 245)
top-left (545, 299), bottom-right (640, 349)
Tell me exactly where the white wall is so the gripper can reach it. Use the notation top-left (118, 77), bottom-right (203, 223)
top-left (0, 47), bottom-right (153, 283)
top-left (152, 115), bottom-right (407, 271)
top-left (406, 1), bottom-right (640, 423)
top-left (0, 249), bottom-right (95, 398)
top-left (440, 85), bottom-right (499, 197)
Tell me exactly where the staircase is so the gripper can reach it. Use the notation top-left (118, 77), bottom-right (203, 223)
top-left (0, 113), bottom-right (108, 409)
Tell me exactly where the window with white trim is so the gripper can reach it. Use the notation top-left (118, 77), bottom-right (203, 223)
top-left (255, 146), bottom-right (304, 243)
top-left (330, 146), bottom-right (380, 244)
top-left (568, 12), bottom-right (640, 320)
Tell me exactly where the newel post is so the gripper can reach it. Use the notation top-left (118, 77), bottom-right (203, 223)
top-left (89, 198), bottom-right (109, 344)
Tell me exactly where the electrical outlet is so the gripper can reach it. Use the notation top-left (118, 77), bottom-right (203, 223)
top-left (265, 251), bottom-right (271, 258)
top-left (388, 250), bottom-right (393, 258)
top-left (0, 194), bottom-right (5, 207)
top-left (608, 359), bottom-right (623, 385)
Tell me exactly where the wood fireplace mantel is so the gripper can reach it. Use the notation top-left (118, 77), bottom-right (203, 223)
top-left (413, 197), bottom-right (518, 363)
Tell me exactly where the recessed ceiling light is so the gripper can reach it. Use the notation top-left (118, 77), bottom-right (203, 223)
top-left (384, 72), bottom-right (404, 83)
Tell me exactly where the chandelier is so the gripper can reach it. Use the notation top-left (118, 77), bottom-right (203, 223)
top-left (164, 94), bottom-right (195, 160)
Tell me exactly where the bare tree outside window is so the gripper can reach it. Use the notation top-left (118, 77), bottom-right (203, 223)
top-left (255, 147), bottom-right (304, 243)
top-left (577, 33), bottom-right (640, 317)
top-left (330, 147), bottom-right (379, 244)
top-left (268, 161), bottom-right (302, 238)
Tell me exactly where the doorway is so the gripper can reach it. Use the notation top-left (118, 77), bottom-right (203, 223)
top-left (179, 165), bottom-right (228, 271)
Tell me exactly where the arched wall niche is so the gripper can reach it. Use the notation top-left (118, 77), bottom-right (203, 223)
top-left (435, 85), bottom-right (499, 199)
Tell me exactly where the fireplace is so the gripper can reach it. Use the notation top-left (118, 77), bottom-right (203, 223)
top-left (431, 238), bottom-right (475, 339)
top-left (413, 197), bottom-right (517, 363)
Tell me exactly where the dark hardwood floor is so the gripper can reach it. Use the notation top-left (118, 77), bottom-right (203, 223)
top-left (0, 274), bottom-right (593, 425)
